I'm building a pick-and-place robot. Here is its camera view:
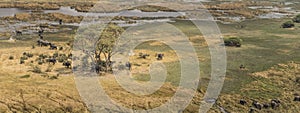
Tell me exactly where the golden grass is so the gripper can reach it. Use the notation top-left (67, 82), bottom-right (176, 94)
top-left (0, 40), bottom-right (87, 112)
top-left (0, 38), bottom-right (205, 112)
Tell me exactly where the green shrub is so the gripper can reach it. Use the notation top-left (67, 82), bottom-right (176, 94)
top-left (20, 56), bottom-right (28, 61)
top-left (36, 57), bottom-right (42, 61)
top-left (296, 77), bottom-right (300, 84)
top-left (64, 106), bottom-right (73, 112)
top-left (49, 76), bottom-right (58, 80)
top-left (224, 37), bottom-right (242, 47)
top-left (41, 74), bottom-right (49, 78)
top-left (20, 74), bottom-right (30, 78)
top-left (32, 66), bottom-right (42, 73)
top-left (293, 14), bottom-right (300, 23)
top-left (58, 58), bottom-right (64, 63)
top-left (134, 63), bottom-right (141, 66)
top-left (26, 53), bottom-right (34, 58)
top-left (58, 56), bottom-right (67, 63)
top-left (20, 60), bottom-right (25, 64)
top-left (39, 54), bottom-right (48, 59)
top-left (282, 21), bottom-right (295, 28)
top-left (45, 65), bottom-right (53, 72)
top-left (59, 54), bottom-right (66, 57)
top-left (38, 61), bottom-right (43, 65)
top-left (32, 45), bottom-right (35, 49)
top-left (53, 52), bottom-right (59, 58)
top-left (9, 56), bottom-right (14, 60)
top-left (68, 54), bottom-right (72, 58)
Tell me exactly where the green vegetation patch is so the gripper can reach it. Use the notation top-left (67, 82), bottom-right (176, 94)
top-left (19, 74), bottom-right (30, 78)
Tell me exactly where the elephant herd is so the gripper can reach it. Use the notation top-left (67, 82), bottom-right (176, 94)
top-left (37, 39), bottom-right (59, 50)
top-left (239, 96), bottom-right (300, 112)
top-left (45, 54), bottom-right (72, 69)
top-left (139, 52), bottom-right (164, 60)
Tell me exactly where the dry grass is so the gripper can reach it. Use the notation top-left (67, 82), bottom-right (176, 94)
top-left (213, 61), bottom-right (300, 113)
top-left (0, 40), bottom-right (87, 112)
top-left (0, 37), bottom-right (206, 112)
top-left (129, 49), bottom-right (178, 75)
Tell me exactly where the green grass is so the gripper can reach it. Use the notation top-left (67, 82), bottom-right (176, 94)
top-left (218, 18), bottom-right (300, 95)
top-left (135, 41), bottom-right (173, 52)
top-left (168, 20), bottom-right (203, 37)
top-left (130, 18), bottom-right (300, 100)
top-left (241, 77), bottom-right (282, 99)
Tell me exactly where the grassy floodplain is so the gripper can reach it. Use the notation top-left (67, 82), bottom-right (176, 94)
top-left (0, 0), bottom-right (300, 112)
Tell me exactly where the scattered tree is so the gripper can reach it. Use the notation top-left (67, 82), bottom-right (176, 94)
top-left (293, 14), bottom-right (300, 23)
top-left (224, 37), bottom-right (242, 47)
top-left (96, 23), bottom-right (124, 72)
top-left (74, 23), bottom-right (124, 73)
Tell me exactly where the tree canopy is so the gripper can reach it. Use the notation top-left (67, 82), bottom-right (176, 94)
top-left (293, 14), bottom-right (300, 23)
top-left (96, 23), bottom-right (124, 72)
top-left (74, 23), bottom-right (124, 73)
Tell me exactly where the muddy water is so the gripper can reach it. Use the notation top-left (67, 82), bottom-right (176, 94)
top-left (0, 3), bottom-right (299, 35)
top-left (0, 6), bottom-right (184, 35)
top-left (0, 8), bottom-right (30, 17)
top-left (0, 7), bottom-right (185, 18)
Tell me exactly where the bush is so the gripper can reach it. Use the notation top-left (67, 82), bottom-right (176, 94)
top-left (32, 66), bottom-right (42, 73)
top-left (20, 60), bottom-right (25, 64)
top-left (58, 55), bottom-right (68, 63)
top-left (9, 56), bottom-right (14, 60)
top-left (282, 21), bottom-right (295, 28)
top-left (39, 54), bottom-right (48, 59)
top-left (20, 56), bottom-right (28, 61)
top-left (59, 47), bottom-right (63, 50)
top-left (134, 63), bottom-right (141, 66)
top-left (26, 53), bottom-right (34, 58)
top-left (296, 77), bottom-right (300, 84)
top-left (58, 58), bottom-right (64, 63)
top-left (41, 74), bottom-right (49, 78)
top-left (49, 76), bottom-right (58, 80)
top-left (59, 54), bottom-right (66, 57)
top-left (20, 74), bottom-right (30, 78)
top-left (32, 45), bottom-right (35, 49)
top-left (68, 54), bottom-right (72, 58)
top-left (293, 14), bottom-right (300, 23)
top-left (38, 60), bottom-right (43, 65)
top-left (224, 37), bottom-right (242, 47)
top-left (53, 52), bottom-right (59, 58)
top-left (64, 106), bottom-right (73, 112)
top-left (45, 65), bottom-right (53, 72)
top-left (23, 52), bottom-right (33, 58)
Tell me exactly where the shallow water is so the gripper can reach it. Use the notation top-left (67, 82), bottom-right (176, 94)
top-left (0, 18), bottom-right (177, 37)
top-left (47, 7), bottom-right (186, 18)
top-left (0, 8), bottom-right (30, 17)
top-left (258, 12), bottom-right (291, 19)
top-left (0, 7), bottom-right (185, 18)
